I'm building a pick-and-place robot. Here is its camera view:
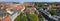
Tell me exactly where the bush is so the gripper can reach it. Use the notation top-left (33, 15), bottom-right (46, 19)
top-left (48, 9), bottom-right (58, 15)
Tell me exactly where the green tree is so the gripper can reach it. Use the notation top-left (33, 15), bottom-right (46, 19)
top-left (38, 14), bottom-right (44, 21)
top-left (20, 14), bottom-right (27, 21)
top-left (14, 13), bottom-right (27, 21)
top-left (49, 9), bottom-right (58, 15)
top-left (14, 14), bottom-right (20, 21)
top-left (28, 13), bottom-right (39, 21)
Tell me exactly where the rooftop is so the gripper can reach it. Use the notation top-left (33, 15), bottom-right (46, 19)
top-left (0, 10), bottom-right (7, 14)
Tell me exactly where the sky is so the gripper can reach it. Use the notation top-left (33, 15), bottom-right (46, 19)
top-left (0, 0), bottom-right (60, 2)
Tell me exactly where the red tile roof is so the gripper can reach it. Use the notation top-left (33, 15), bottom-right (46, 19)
top-left (16, 5), bottom-right (23, 10)
top-left (0, 16), bottom-right (11, 21)
top-left (48, 5), bottom-right (60, 9)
